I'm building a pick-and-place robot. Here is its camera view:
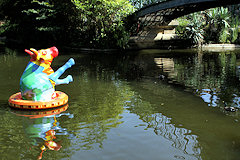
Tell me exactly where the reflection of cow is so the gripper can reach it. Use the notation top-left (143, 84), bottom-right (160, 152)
top-left (20, 46), bottom-right (75, 101)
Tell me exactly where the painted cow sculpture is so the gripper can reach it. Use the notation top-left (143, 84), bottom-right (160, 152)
top-left (20, 46), bottom-right (75, 101)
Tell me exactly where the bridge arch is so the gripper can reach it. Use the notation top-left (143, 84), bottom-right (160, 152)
top-left (127, 0), bottom-right (240, 49)
top-left (134, 0), bottom-right (240, 25)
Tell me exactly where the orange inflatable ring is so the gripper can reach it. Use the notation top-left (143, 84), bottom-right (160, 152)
top-left (9, 91), bottom-right (68, 110)
top-left (12, 104), bottom-right (69, 119)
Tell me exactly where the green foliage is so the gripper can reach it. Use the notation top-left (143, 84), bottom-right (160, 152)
top-left (72, 0), bottom-right (135, 48)
top-left (231, 20), bottom-right (239, 43)
top-left (0, 0), bottom-right (67, 46)
top-left (177, 6), bottom-right (240, 45)
top-left (21, 1), bottom-right (56, 31)
top-left (0, 0), bottom-right (134, 49)
top-left (176, 13), bottom-right (204, 45)
top-left (128, 0), bottom-right (167, 9)
top-left (205, 7), bottom-right (231, 43)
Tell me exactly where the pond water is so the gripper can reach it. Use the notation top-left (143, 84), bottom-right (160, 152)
top-left (1, 47), bottom-right (240, 160)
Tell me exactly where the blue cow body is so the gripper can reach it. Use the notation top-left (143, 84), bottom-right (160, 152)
top-left (20, 50), bottom-right (75, 101)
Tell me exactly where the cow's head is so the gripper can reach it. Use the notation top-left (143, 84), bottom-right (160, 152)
top-left (25, 46), bottom-right (58, 65)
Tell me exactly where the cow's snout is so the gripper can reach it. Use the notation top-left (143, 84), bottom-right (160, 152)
top-left (50, 46), bottom-right (58, 58)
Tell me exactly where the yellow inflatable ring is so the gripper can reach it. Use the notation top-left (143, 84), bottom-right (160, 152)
top-left (9, 91), bottom-right (68, 110)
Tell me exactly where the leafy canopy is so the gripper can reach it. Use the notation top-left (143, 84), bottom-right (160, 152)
top-left (0, 0), bottom-right (135, 48)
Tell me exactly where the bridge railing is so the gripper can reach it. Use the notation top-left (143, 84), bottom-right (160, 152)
top-left (128, 0), bottom-right (169, 9)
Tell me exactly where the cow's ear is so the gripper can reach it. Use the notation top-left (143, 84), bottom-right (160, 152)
top-left (30, 48), bottom-right (38, 55)
top-left (30, 48), bottom-right (40, 60)
top-left (25, 49), bottom-right (34, 56)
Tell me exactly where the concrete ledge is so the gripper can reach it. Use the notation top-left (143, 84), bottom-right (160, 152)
top-left (201, 44), bottom-right (240, 52)
top-left (154, 33), bottom-right (178, 40)
top-left (127, 39), bottom-right (192, 50)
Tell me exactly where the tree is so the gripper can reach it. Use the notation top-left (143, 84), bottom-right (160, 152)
top-left (0, 0), bottom-right (79, 47)
top-left (72, 0), bottom-right (135, 48)
top-left (0, 0), bottom-right (135, 49)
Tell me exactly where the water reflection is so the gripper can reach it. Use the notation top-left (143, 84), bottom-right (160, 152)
top-left (37, 116), bottom-right (62, 160)
top-left (3, 48), bottom-right (240, 160)
top-left (127, 49), bottom-right (240, 159)
top-left (154, 58), bottom-right (176, 78)
top-left (149, 113), bottom-right (200, 157)
top-left (152, 50), bottom-right (240, 109)
top-left (65, 77), bottom-right (127, 150)
top-left (127, 88), bottom-right (202, 159)
top-left (196, 88), bottom-right (219, 107)
top-left (11, 105), bottom-right (69, 159)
